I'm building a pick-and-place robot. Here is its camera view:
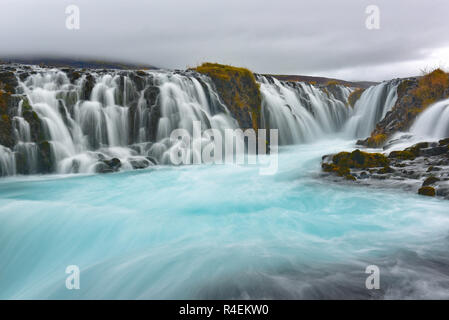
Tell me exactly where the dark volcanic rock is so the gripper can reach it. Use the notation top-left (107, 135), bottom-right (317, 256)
top-left (360, 70), bottom-right (449, 148)
top-left (322, 139), bottom-right (449, 200)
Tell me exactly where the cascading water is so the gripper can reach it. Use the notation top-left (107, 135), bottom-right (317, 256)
top-left (258, 76), bottom-right (352, 145)
top-left (0, 66), bottom-right (410, 177)
top-left (0, 66), bottom-right (241, 176)
top-left (409, 98), bottom-right (449, 140)
top-left (343, 80), bottom-right (399, 139)
top-left (3, 66), bottom-right (449, 300)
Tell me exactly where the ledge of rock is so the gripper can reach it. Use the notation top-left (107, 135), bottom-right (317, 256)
top-left (321, 138), bottom-right (449, 199)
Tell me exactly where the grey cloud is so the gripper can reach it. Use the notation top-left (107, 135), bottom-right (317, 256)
top-left (1, 0), bottom-right (449, 81)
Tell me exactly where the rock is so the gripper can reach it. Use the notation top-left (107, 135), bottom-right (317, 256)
top-left (129, 158), bottom-right (151, 170)
top-left (95, 162), bottom-right (114, 174)
top-left (37, 141), bottom-right (53, 173)
top-left (418, 186), bottom-right (436, 197)
top-left (439, 138), bottom-right (449, 146)
top-left (322, 140), bottom-right (449, 200)
top-left (436, 187), bottom-right (449, 198)
top-left (378, 166), bottom-right (395, 174)
top-left (103, 158), bottom-right (121, 171)
top-left (358, 171), bottom-right (369, 179)
top-left (0, 71), bottom-right (18, 93)
top-left (422, 176), bottom-right (440, 186)
top-left (81, 74), bottom-right (95, 100)
top-left (194, 63), bottom-right (261, 131)
top-left (420, 146), bottom-right (448, 157)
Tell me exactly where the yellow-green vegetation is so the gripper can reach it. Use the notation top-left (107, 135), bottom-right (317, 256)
top-left (0, 89), bottom-right (11, 117)
top-left (388, 142), bottom-right (428, 161)
top-left (332, 149), bottom-right (389, 168)
top-left (326, 80), bottom-right (340, 86)
top-left (418, 186), bottom-right (435, 197)
top-left (194, 63), bottom-right (261, 130)
top-left (388, 150), bottom-right (416, 160)
top-left (364, 134), bottom-right (387, 148)
top-left (347, 88), bottom-right (365, 108)
top-left (322, 149), bottom-right (389, 180)
top-left (410, 68), bottom-right (449, 115)
top-left (0, 88), bottom-right (13, 148)
top-left (397, 79), bottom-right (414, 97)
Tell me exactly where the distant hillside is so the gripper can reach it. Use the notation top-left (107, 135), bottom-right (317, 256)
top-left (0, 56), bottom-right (157, 70)
top-left (266, 74), bottom-right (378, 88)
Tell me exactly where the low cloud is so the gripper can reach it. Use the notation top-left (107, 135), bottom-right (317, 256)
top-left (1, 0), bottom-right (449, 81)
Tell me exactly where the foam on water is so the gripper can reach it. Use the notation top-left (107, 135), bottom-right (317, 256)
top-left (1, 140), bottom-right (449, 299)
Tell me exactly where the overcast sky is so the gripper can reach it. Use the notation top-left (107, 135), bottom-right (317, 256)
top-left (1, 0), bottom-right (449, 81)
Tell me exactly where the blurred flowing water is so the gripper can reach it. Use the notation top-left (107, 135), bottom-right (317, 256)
top-left (1, 139), bottom-right (449, 299)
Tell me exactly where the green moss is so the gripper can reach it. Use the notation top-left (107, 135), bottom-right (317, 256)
top-left (439, 138), bottom-right (449, 146)
top-left (418, 186), bottom-right (435, 197)
top-left (0, 89), bottom-right (10, 113)
top-left (22, 97), bottom-right (32, 112)
top-left (388, 142), bottom-right (428, 160)
top-left (194, 63), bottom-right (261, 130)
top-left (323, 149), bottom-right (389, 179)
top-left (364, 134), bottom-right (388, 148)
top-left (326, 80), bottom-right (340, 86)
top-left (378, 166), bottom-right (394, 174)
top-left (397, 79), bottom-right (414, 97)
top-left (388, 150), bottom-right (416, 160)
top-left (410, 68), bottom-right (449, 114)
top-left (347, 88), bottom-right (365, 107)
top-left (333, 149), bottom-right (389, 169)
top-left (345, 174), bottom-right (357, 181)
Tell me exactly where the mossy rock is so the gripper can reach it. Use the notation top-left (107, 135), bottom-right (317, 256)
top-left (389, 150), bottom-right (416, 160)
top-left (322, 149), bottom-right (389, 179)
top-left (37, 141), bottom-right (54, 173)
top-left (439, 138), bottom-right (449, 146)
top-left (332, 149), bottom-right (389, 169)
top-left (0, 89), bottom-right (15, 148)
top-left (363, 134), bottom-right (388, 148)
top-left (194, 63), bottom-right (261, 131)
top-left (418, 186), bottom-right (436, 197)
top-left (378, 166), bottom-right (394, 174)
top-left (422, 176), bottom-right (440, 186)
top-left (388, 142), bottom-right (428, 161)
top-left (345, 174), bottom-right (357, 181)
top-left (347, 88), bottom-right (365, 107)
top-left (397, 79), bottom-right (415, 97)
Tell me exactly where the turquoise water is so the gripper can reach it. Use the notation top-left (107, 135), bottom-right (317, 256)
top-left (1, 139), bottom-right (449, 299)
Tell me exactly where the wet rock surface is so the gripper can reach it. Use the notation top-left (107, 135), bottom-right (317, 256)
top-left (360, 69), bottom-right (449, 148)
top-left (322, 138), bottom-right (449, 199)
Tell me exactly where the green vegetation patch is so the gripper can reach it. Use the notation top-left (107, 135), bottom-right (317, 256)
top-left (194, 63), bottom-right (261, 130)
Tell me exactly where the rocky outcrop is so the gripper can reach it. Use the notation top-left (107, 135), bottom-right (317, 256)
top-left (322, 138), bottom-right (449, 199)
top-left (347, 88), bottom-right (365, 108)
top-left (359, 69), bottom-right (449, 147)
top-left (194, 63), bottom-right (261, 130)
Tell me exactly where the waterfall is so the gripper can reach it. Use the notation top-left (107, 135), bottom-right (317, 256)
top-left (258, 76), bottom-right (352, 145)
top-left (0, 65), bottom-right (410, 177)
top-left (0, 66), bottom-right (241, 176)
top-left (409, 98), bottom-right (449, 140)
top-left (0, 145), bottom-right (15, 176)
top-left (343, 81), bottom-right (399, 139)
